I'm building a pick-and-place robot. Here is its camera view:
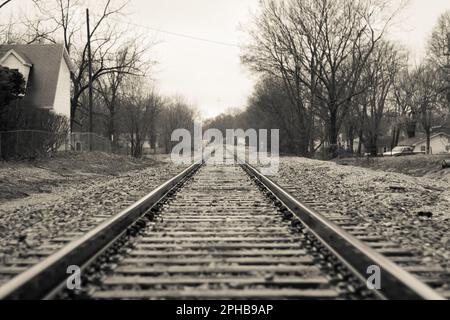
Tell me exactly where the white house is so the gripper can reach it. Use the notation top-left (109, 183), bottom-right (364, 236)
top-left (0, 44), bottom-right (74, 120)
top-left (398, 132), bottom-right (450, 154)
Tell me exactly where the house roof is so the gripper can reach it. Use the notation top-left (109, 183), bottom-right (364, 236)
top-left (0, 44), bottom-right (74, 108)
top-left (432, 126), bottom-right (450, 135)
top-left (398, 132), bottom-right (450, 146)
top-left (398, 135), bottom-right (426, 147)
top-left (0, 49), bottom-right (33, 66)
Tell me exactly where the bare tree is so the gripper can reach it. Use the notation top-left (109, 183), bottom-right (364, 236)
top-left (159, 97), bottom-right (197, 154)
top-left (428, 10), bottom-right (450, 69)
top-left (0, 15), bottom-right (55, 44)
top-left (242, 0), bottom-right (404, 158)
top-left (112, 79), bottom-right (165, 157)
top-left (29, 0), bottom-right (151, 131)
top-left (341, 99), bottom-right (363, 155)
top-left (144, 89), bottom-right (164, 152)
top-left (116, 81), bottom-right (145, 158)
top-left (245, 76), bottom-right (309, 155)
top-left (357, 41), bottom-right (405, 156)
top-left (96, 42), bottom-right (151, 147)
top-left (242, 0), bottom-right (314, 156)
top-left (412, 64), bottom-right (444, 154)
top-left (393, 63), bottom-right (445, 154)
top-left (393, 68), bottom-right (420, 139)
top-left (119, 98), bottom-right (146, 158)
top-left (427, 10), bottom-right (450, 120)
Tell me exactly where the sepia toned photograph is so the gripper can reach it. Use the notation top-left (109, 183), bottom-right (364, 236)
top-left (0, 0), bottom-right (449, 309)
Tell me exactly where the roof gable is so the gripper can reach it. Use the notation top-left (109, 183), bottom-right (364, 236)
top-left (399, 132), bottom-right (450, 146)
top-left (0, 49), bottom-right (33, 67)
top-left (429, 132), bottom-right (450, 141)
top-left (0, 44), bottom-right (72, 108)
top-left (398, 135), bottom-right (426, 146)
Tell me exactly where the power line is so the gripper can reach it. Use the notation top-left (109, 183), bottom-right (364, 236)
top-left (86, 8), bottom-right (94, 151)
top-left (107, 17), bottom-right (240, 48)
top-left (0, 0), bottom-right (13, 10)
top-left (2, 10), bottom-right (240, 48)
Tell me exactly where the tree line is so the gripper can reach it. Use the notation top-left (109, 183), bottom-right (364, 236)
top-left (0, 0), bottom-right (198, 158)
top-left (208, 0), bottom-right (450, 158)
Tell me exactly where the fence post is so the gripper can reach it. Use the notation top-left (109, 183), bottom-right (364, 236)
top-left (31, 130), bottom-right (34, 158)
top-left (15, 131), bottom-right (18, 157)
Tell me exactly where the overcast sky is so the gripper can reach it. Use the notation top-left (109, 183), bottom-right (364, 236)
top-left (126, 0), bottom-right (450, 119)
top-left (2, 0), bottom-right (450, 119)
top-left (126, 0), bottom-right (259, 119)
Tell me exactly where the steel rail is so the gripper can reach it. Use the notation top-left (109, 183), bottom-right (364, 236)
top-left (1, 146), bottom-right (444, 300)
top-left (0, 159), bottom-right (203, 300)
top-left (237, 156), bottom-right (444, 300)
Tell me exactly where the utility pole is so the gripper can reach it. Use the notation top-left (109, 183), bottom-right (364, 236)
top-left (447, 33), bottom-right (450, 125)
top-left (86, 8), bottom-right (94, 151)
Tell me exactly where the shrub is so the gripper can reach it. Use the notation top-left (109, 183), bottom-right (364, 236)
top-left (0, 66), bottom-right (25, 108)
top-left (0, 103), bottom-right (69, 160)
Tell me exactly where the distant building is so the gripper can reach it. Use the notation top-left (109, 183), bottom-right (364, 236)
top-left (398, 132), bottom-right (450, 154)
top-left (352, 136), bottom-right (393, 156)
top-left (372, 136), bottom-right (393, 155)
top-left (0, 44), bottom-right (74, 120)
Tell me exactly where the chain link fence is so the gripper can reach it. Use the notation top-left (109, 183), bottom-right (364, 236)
top-left (69, 132), bottom-right (112, 153)
top-left (0, 130), bottom-right (116, 160)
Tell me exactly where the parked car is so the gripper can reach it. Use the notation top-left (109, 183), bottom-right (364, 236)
top-left (443, 159), bottom-right (450, 169)
top-left (363, 152), bottom-right (385, 157)
top-left (383, 146), bottom-right (414, 157)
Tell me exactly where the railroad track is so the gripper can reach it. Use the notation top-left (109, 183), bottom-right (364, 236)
top-left (0, 150), bottom-right (445, 300)
top-left (279, 180), bottom-right (450, 299)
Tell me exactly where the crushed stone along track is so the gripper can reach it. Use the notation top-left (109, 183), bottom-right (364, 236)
top-left (278, 186), bottom-right (450, 299)
top-left (0, 152), bottom-right (444, 300)
top-left (78, 164), bottom-right (366, 300)
top-left (0, 165), bottom-right (186, 287)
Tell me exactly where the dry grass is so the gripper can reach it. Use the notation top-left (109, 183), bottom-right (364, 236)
top-left (0, 152), bottom-right (162, 202)
top-left (336, 155), bottom-right (450, 181)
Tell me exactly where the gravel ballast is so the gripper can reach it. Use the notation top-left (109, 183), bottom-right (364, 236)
top-left (0, 152), bottom-right (162, 202)
top-left (270, 157), bottom-right (450, 273)
top-left (1, 154), bottom-right (449, 295)
top-left (0, 161), bottom-right (187, 285)
top-left (336, 155), bottom-right (450, 182)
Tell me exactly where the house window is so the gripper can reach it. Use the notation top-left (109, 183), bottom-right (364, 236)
top-left (421, 146), bottom-right (426, 152)
top-left (446, 146), bottom-right (450, 152)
